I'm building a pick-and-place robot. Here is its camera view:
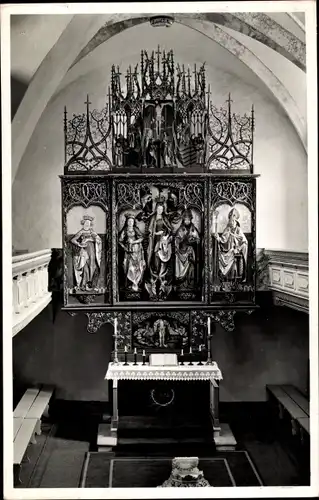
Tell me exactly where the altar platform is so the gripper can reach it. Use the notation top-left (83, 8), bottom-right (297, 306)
top-left (98, 361), bottom-right (236, 451)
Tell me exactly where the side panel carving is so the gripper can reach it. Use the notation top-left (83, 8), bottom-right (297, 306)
top-left (210, 178), bottom-right (256, 304)
top-left (62, 177), bottom-right (111, 306)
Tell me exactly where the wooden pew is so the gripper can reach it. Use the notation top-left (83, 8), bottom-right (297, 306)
top-left (13, 388), bottom-right (40, 419)
top-left (13, 386), bottom-right (54, 485)
top-left (13, 418), bottom-right (39, 485)
top-left (25, 387), bottom-right (53, 434)
top-left (266, 384), bottom-right (310, 440)
top-left (281, 385), bottom-right (309, 415)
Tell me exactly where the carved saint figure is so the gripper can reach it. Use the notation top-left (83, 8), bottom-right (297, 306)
top-left (193, 133), bottom-right (205, 164)
top-left (119, 214), bottom-right (146, 292)
top-left (175, 209), bottom-right (200, 287)
top-left (142, 129), bottom-right (157, 167)
top-left (214, 207), bottom-right (248, 281)
top-left (146, 202), bottom-right (173, 296)
top-left (71, 215), bottom-right (102, 291)
top-left (154, 100), bottom-right (164, 140)
top-left (153, 318), bottom-right (169, 347)
top-left (162, 132), bottom-right (174, 166)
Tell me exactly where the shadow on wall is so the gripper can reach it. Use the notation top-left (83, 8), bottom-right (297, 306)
top-left (13, 300), bottom-right (113, 402)
top-left (12, 295), bottom-right (309, 403)
top-left (214, 302), bottom-right (309, 402)
top-left (11, 74), bottom-right (29, 120)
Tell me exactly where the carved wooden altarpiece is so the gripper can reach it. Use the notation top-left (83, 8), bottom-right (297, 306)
top-left (60, 47), bottom-right (258, 361)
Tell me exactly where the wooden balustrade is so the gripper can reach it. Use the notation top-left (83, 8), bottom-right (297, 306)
top-left (12, 250), bottom-right (52, 337)
top-left (265, 249), bottom-right (309, 313)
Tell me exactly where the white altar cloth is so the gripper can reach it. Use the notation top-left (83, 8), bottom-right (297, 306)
top-left (105, 362), bottom-right (222, 383)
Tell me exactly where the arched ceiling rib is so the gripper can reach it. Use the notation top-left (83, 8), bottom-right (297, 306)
top-left (11, 13), bottom-right (144, 181)
top-left (180, 19), bottom-right (306, 148)
top-left (73, 13), bottom-right (306, 71)
top-left (11, 13), bottom-right (307, 182)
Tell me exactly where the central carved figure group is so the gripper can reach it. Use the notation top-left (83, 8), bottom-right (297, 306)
top-left (119, 192), bottom-right (200, 300)
top-left (118, 187), bottom-right (248, 301)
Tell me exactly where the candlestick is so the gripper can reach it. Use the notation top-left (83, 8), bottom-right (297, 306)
top-left (206, 335), bottom-right (213, 365)
top-left (124, 346), bottom-right (128, 365)
top-left (180, 348), bottom-right (184, 365)
top-left (188, 346), bottom-right (193, 366)
top-left (113, 317), bottom-right (119, 364)
top-left (206, 317), bottom-right (212, 365)
top-left (198, 344), bottom-right (203, 365)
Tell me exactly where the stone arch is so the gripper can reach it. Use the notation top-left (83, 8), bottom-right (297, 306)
top-left (11, 13), bottom-right (143, 182)
top-left (177, 19), bottom-right (306, 148)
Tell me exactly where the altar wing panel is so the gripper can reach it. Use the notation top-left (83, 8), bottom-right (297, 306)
top-left (113, 177), bottom-right (207, 304)
top-left (209, 178), bottom-right (256, 305)
top-left (62, 177), bottom-right (111, 306)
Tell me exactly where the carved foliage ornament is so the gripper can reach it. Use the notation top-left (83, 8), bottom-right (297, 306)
top-left (207, 96), bottom-right (254, 171)
top-left (64, 97), bottom-right (112, 172)
top-left (64, 49), bottom-right (255, 173)
top-left (86, 311), bottom-right (132, 347)
top-left (191, 310), bottom-right (237, 335)
top-left (211, 180), bottom-right (253, 208)
top-left (63, 180), bottom-right (109, 211)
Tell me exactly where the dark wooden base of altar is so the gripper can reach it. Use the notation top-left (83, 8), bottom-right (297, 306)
top-left (98, 380), bottom-right (237, 453)
top-left (117, 380), bottom-right (210, 416)
top-left (97, 420), bottom-right (236, 453)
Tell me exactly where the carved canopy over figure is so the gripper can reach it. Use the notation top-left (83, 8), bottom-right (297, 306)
top-left (214, 207), bottom-right (248, 281)
top-left (71, 215), bottom-right (102, 291)
top-left (175, 209), bottom-right (200, 287)
top-left (119, 214), bottom-right (146, 292)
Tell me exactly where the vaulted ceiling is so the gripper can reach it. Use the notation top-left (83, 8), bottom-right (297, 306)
top-left (10, 12), bottom-right (306, 181)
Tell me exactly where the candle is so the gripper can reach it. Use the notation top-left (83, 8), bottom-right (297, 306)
top-left (142, 350), bottom-right (145, 356)
top-left (114, 318), bottom-right (118, 335)
top-left (181, 349), bottom-right (184, 356)
top-left (189, 347), bottom-right (192, 354)
top-left (124, 346), bottom-right (127, 352)
top-left (134, 348), bottom-right (137, 354)
top-left (199, 345), bottom-right (202, 352)
top-left (208, 317), bottom-right (211, 337)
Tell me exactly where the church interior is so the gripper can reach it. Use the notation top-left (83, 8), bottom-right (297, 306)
top-left (9, 10), bottom-right (312, 490)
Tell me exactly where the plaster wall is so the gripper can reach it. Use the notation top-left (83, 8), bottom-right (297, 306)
top-left (13, 301), bottom-right (308, 402)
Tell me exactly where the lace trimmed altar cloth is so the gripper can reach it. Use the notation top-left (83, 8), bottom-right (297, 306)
top-left (105, 362), bottom-right (222, 384)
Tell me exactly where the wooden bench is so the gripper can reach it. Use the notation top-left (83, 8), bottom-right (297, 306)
top-left (280, 385), bottom-right (309, 416)
top-left (13, 386), bottom-right (54, 485)
top-left (266, 384), bottom-right (310, 441)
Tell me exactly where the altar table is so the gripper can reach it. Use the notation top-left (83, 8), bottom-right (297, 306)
top-left (105, 362), bottom-right (223, 441)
